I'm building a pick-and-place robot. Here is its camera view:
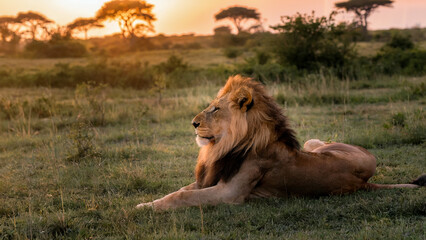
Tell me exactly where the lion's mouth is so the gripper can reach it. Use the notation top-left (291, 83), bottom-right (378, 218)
top-left (195, 134), bottom-right (214, 147)
top-left (197, 135), bottom-right (214, 140)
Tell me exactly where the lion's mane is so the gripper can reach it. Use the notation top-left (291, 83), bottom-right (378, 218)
top-left (195, 76), bottom-right (300, 188)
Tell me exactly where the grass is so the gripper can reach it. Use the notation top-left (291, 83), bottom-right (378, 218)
top-left (0, 48), bottom-right (251, 73)
top-left (0, 72), bottom-right (425, 239)
top-left (3, 40), bottom-right (423, 71)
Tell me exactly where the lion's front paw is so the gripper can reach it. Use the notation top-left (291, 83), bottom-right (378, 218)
top-left (136, 202), bottom-right (154, 209)
top-left (136, 199), bottom-right (171, 211)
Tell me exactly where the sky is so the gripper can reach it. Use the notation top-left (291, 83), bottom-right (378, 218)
top-left (1, 0), bottom-right (426, 38)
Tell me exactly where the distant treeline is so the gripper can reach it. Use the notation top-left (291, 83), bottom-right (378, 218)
top-left (1, 12), bottom-right (425, 89)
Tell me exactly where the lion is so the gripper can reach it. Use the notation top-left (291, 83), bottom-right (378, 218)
top-left (136, 75), bottom-right (425, 211)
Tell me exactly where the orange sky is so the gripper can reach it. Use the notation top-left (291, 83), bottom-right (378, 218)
top-left (1, 0), bottom-right (426, 37)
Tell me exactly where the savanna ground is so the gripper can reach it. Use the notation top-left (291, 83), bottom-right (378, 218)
top-left (0, 49), bottom-right (425, 239)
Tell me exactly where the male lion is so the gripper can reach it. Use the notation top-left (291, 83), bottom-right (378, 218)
top-left (137, 75), bottom-right (425, 210)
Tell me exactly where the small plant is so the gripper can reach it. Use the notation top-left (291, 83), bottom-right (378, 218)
top-left (0, 95), bottom-right (56, 137)
top-left (66, 117), bottom-right (100, 163)
top-left (255, 51), bottom-right (270, 65)
top-left (156, 55), bottom-right (188, 74)
top-left (391, 112), bottom-right (406, 127)
top-left (223, 47), bottom-right (242, 60)
top-left (0, 98), bottom-right (20, 120)
top-left (75, 82), bottom-right (108, 126)
top-left (149, 74), bottom-right (166, 104)
top-left (0, 96), bottom-right (55, 120)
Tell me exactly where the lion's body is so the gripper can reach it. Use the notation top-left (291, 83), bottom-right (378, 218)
top-left (250, 142), bottom-right (376, 198)
top-left (137, 76), bottom-right (424, 211)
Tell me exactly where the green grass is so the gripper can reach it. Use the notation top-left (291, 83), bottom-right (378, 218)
top-left (0, 74), bottom-right (425, 239)
top-left (3, 40), bottom-right (423, 71)
top-left (0, 48), bottom-right (250, 73)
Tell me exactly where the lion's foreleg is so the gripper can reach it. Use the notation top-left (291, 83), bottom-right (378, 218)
top-left (178, 182), bottom-right (199, 191)
top-left (136, 160), bottom-right (262, 210)
top-left (137, 184), bottom-right (232, 210)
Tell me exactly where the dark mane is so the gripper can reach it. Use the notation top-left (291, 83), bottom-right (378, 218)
top-left (258, 87), bottom-right (300, 150)
top-left (273, 108), bottom-right (300, 150)
top-left (197, 146), bottom-right (250, 188)
top-left (213, 146), bottom-right (250, 182)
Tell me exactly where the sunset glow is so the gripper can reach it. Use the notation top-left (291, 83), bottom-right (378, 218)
top-left (1, 0), bottom-right (426, 37)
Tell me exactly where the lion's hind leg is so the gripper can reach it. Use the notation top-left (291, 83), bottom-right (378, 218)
top-left (366, 174), bottom-right (426, 190)
top-left (303, 139), bottom-right (326, 152)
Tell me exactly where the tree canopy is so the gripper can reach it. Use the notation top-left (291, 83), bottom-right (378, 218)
top-left (16, 11), bottom-right (53, 40)
top-left (335, 0), bottom-right (393, 34)
top-left (96, 0), bottom-right (156, 39)
top-left (68, 18), bottom-right (104, 40)
top-left (0, 16), bottom-right (20, 43)
top-left (214, 6), bottom-right (260, 34)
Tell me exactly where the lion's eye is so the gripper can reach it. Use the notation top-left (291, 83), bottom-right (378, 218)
top-left (210, 106), bottom-right (220, 113)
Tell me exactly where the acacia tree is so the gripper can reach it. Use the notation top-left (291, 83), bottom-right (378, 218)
top-left (214, 6), bottom-right (260, 34)
top-left (0, 16), bottom-right (20, 43)
top-left (0, 16), bottom-right (21, 54)
top-left (96, 0), bottom-right (156, 39)
top-left (67, 18), bottom-right (104, 40)
top-left (335, 0), bottom-right (393, 35)
top-left (16, 11), bottom-right (54, 40)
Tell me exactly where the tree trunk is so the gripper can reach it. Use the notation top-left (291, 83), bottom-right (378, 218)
top-left (363, 14), bottom-right (368, 33)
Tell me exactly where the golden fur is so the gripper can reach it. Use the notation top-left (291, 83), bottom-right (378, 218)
top-left (136, 75), bottom-right (423, 211)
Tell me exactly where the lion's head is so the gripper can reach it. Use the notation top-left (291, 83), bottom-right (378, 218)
top-left (193, 75), bottom-right (300, 187)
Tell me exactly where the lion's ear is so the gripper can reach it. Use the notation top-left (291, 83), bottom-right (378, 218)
top-left (231, 86), bottom-right (254, 112)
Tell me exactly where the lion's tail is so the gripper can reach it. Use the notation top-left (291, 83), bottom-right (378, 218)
top-left (366, 174), bottom-right (426, 190)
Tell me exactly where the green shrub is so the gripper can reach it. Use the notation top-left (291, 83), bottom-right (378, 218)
top-left (155, 55), bottom-right (188, 74)
top-left (236, 56), bottom-right (288, 82)
top-left (372, 34), bottom-right (426, 76)
top-left (0, 96), bottom-right (56, 120)
top-left (373, 46), bottom-right (426, 76)
top-left (75, 82), bottom-right (108, 126)
top-left (66, 119), bottom-right (100, 163)
top-left (385, 34), bottom-right (414, 50)
top-left (271, 12), bottom-right (357, 77)
top-left (24, 40), bottom-right (87, 58)
top-left (212, 28), bottom-right (250, 47)
top-left (223, 47), bottom-right (242, 59)
top-left (391, 112), bottom-right (406, 127)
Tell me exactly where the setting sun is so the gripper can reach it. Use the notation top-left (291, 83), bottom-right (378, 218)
top-left (1, 0), bottom-right (426, 37)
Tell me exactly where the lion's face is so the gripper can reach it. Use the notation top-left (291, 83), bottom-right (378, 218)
top-left (192, 97), bottom-right (232, 147)
top-left (192, 80), bottom-right (255, 147)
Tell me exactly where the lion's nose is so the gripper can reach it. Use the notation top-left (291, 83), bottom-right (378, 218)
top-left (192, 121), bottom-right (200, 128)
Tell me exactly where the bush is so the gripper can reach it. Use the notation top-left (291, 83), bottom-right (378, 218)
top-left (391, 112), bottom-right (405, 127)
top-left (75, 82), bottom-right (108, 126)
top-left (385, 34), bottom-right (414, 50)
top-left (271, 12), bottom-right (358, 77)
top-left (24, 40), bottom-right (87, 58)
top-left (373, 35), bottom-right (426, 76)
top-left (212, 28), bottom-right (250, 47)
top-left (0, 96), bottom-right (56, 120)
top-left (155, 55), bottom-right (188, 74)
top-left (223, 47), bottom-right (242, 59)
top-left (236, 50), bottom-right (294, 82)
top-left (66, 118), bottom-right (101, 163)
